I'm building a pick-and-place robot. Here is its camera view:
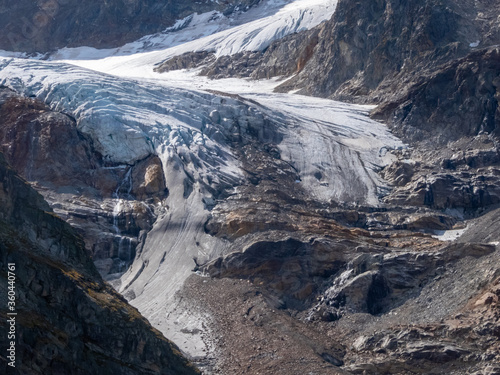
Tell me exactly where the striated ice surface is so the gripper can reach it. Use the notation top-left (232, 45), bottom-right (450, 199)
top-left (239, 93), bottom-right (404, 205)
top-left (0, 57), bottom-right (248, 182)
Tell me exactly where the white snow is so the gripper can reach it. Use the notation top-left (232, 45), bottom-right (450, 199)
top-left (432, 226), bottom-right (468, 241)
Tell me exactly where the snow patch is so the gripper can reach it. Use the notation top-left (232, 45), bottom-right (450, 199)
top-left (432, 226), bottom-right (468, 241)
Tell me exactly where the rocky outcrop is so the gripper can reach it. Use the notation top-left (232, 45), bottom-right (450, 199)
top-left (203, 28), bottom-right (320, 79)
top-left (0, 152), bottom-right (199, 374)
top-left (192, 185), bottom-right (500, 374)
top-left (155, 28), bottom-right (320, 80)
top-left (276, 0), bottom-right (500, 101)
top-left (372, 47), bottom-right (500, 144)
top-left (0, 87), bottom-right (167, 277)
top-left (0, 87), bottom-right (104, 190)
top-left (192, 170), bottom-right (500, 374)
top-left (338, 246), bottom-right (500, 374)
top-left (0, 0), bottom-right (262, 53)
top-left (154, 51), bottom-right (217, 73)
top-left (379, 133), bottom-right (500, 212)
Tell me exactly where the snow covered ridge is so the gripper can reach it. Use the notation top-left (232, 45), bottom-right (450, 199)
top-left (43, 0), bottom-right (337, 76)
top-left (0, 0), bottom-right (337, 64)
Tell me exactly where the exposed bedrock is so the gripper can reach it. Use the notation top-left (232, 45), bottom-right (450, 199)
top-left (372, 47), bottom-right (500, 144)
top-left (194, 184), bottom-right (500, 373)
top-left (0, 0), bottom-right (262, 53)
top-left (275, 0), bottom-right (500, 100)
top-left (0, 87), bottom-right (167, 277)
top-left (154, 28), bottom-right (321, 80)
top-left (0, 152), bottom-right (199, 375)
top-left (194, 203), bottom-right (500, 373)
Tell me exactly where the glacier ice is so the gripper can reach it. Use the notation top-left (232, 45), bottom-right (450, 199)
top-left (0, 53), bottom-right (405, 356)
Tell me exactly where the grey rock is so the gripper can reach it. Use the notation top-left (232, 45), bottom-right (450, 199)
top-left (0, 0), bottom-right (262, 53)
top-left (373, 47), bottom-right (500, 145)
top-left (0, 152), bottom-right (199, 375)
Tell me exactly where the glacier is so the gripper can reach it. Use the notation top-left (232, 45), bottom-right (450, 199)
top-left (0, 55), bottom-right (403, 357)
top-left (0, 0), bottom-right (405, 359)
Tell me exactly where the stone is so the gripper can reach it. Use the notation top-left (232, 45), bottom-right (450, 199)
top-left (131, 155), bottom-right (168, 200)
top-left (0, 152), bottom-right (199, 375)
top-left (0, 0), bottom-right (262, 53)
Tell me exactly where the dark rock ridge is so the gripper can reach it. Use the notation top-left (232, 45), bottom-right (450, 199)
top-left (372, 46), bottom-right (500, 143)
top-left (0, 0), bottom-right (261, 53)
top-left (0, 152), bottom-right (199, 374)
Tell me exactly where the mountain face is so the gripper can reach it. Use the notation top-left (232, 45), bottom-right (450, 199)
top-left (275, 0), bottom-right (499, 98)
top-left (0, 85), bottom-right (167, 277)
top-left (0, 0), bottom-right (261, 53)
top-left (184, 0), bottom-right (499, 142)
top-left (0, 0), bottom-right (500, 374)
top-left (0, 152), bottom-right (199, 374)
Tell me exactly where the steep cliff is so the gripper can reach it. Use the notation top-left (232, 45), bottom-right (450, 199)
top-left (275, 0), bottom-right (500, 100)
top-left (0, 152), bottom-right (199, 374)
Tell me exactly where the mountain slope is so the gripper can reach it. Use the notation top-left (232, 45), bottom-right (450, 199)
top-left (0, 0), bottom-right (261, 53)
top-left (0, 152), bottom-right (199, 375)
top-left (0, 0), bottom-right (499, 373)
top-left (0, 54), bottom-right (404, 363)
top-left (275, 0), bottom-right (500, 101)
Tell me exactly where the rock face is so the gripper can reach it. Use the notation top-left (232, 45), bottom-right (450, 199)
top-left (0, 0), bottom-right (261, 53)
top-left (0, 152), bottom-right (199, 375)
top-left (276, 0), bottom-right (500, 100)
top-left (188, 115), bottom-right (500, 373)
top-left (372, 47), bottom-right (500, 144)
top-left (155, 28), bottom-right (320, 80)
top-left (0, 87), bottom-right (166, 278)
